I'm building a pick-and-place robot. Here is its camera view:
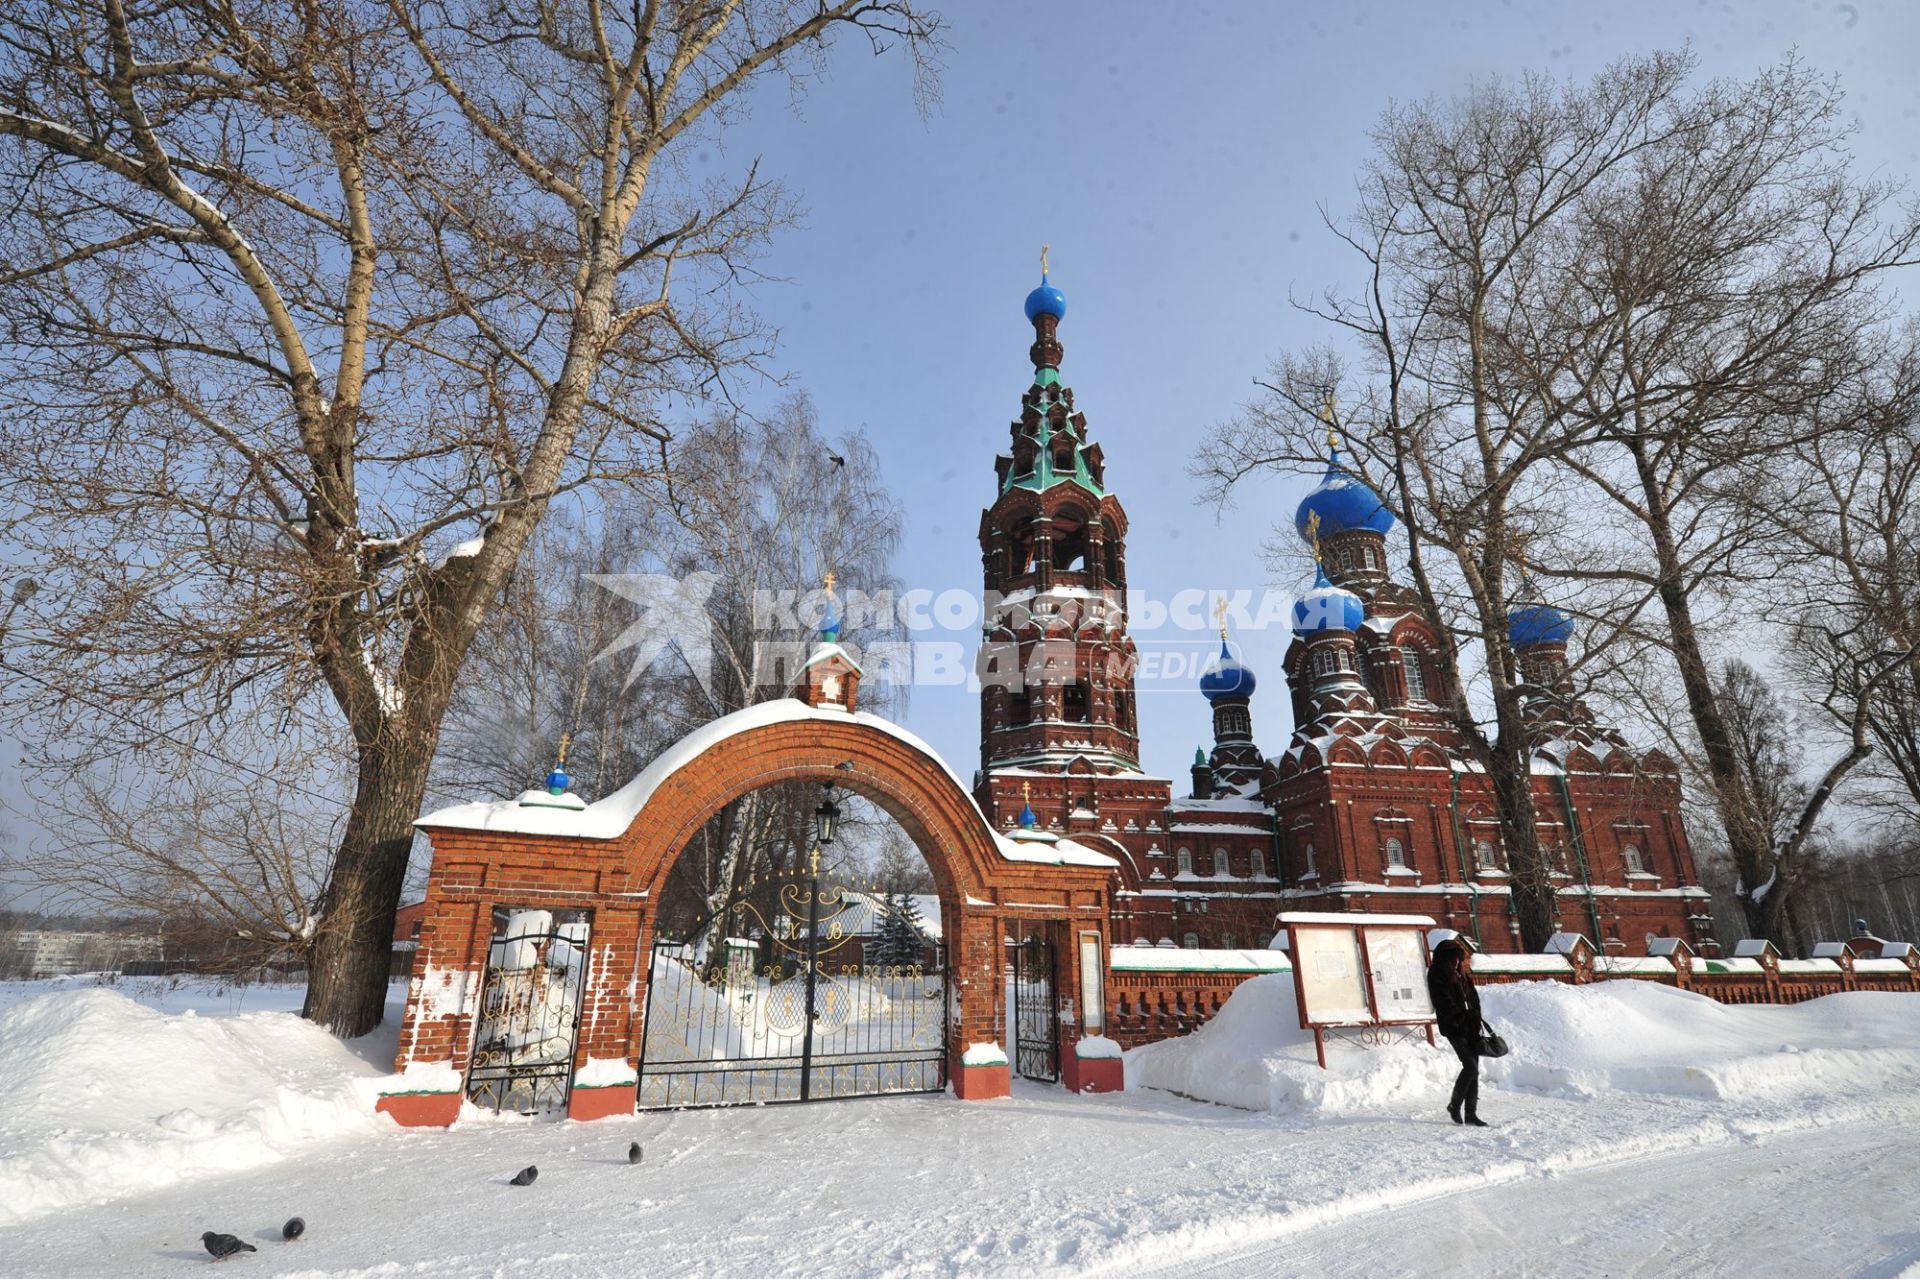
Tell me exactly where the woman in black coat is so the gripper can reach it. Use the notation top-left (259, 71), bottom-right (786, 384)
top-left (1426, 937), bottom-right (1489, 1126)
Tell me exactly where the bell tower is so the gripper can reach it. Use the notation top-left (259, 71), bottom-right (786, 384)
top-left (975, 255), bottom-right (1164, 837)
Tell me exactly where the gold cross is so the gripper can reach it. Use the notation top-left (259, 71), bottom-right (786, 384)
top-left (1305, 510), bottom-right (1323, 564)
top-left (1319, 393), bottom-right (1341, 451)
top-left (556, 732), bottom-right (571, 767)
top-left (1214, 596), bottom-right (1228, 640)
top-left (822, 570), bottom-right (836, 597)
top-left (808, 845), bottom-right (822, 878)
top-left (1022, 780), bottom-right (1032, 802)
top-left (1040, 244), bottom-right (1050, 277)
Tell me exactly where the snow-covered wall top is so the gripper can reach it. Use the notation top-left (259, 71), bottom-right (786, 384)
top-left (1109, 947), bottom-right (1294, 973)
top-left (414, 699), bottom-right (1118, 871)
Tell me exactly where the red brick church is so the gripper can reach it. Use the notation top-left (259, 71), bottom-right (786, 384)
top-left (970, 267), bottom-right (1717, 956)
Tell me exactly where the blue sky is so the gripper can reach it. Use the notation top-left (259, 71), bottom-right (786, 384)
top-left (705, 0), bottom-right (1920, 784)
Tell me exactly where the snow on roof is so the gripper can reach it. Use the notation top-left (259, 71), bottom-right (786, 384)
top-left (1882, 941), bottom-right (1916, 959)
top-left (1108, 946), bottom-right (1293, 974)
top-left (1276, 910), bottom-right (1437, 928)
top-left (1699, 957), bottom-right (1765, 975)
top-left (1543, 933), bottom-right (1592, 955)
top-left (1809, 942), bottom-right (1849, 959)
top-left (1855, 958), bottom-right (1911, 974)
top-left (416, 698), bottom-right (1119, 871)
top-left (1731, 939), bottom-right (1778, 958)
top-left (831, 892), bottom-right (943, 942)
top-left (1646, 938), bottom-right (1692, 957)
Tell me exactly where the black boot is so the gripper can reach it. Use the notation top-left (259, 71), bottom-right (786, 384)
top-left (1447, 1068), bottom-right (1467, 1124)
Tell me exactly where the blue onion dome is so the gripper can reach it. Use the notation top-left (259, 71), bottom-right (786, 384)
top-left (1294, 444), bottom-right (1394, 541)
top-left (1199, 639), bottom-right (1258, 701)
top-left (820, 593), bottom-right (843, 644)
top-left (1508, 602), bottom-right (1574, 647)
top-left (545, 763), bottom-right (570, 795)
top-left (1292, 564), bottom-right (1366, 636)
top-left (1017, 799), bottom-right (1038, 829)
top-left (1024, 272), bottom-right (1067, 323)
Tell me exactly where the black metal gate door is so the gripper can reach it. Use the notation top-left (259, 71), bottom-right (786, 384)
top-left (1010, 925), bottom-right (1058, 1082)
top-left (637, 871), bottom-right (949, 1109)
top-left (465, 907), bottom-right (591, 1115)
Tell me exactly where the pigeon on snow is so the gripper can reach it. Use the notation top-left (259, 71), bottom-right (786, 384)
top-left (627, 1141), bottom-right (643, 1165)
top-left (509, 1165), bottom-right (539, 1186)
top-left (282, 1216), bottom-right (306, 1242)
top-left (201, 1231), bottom-right (257, 1259)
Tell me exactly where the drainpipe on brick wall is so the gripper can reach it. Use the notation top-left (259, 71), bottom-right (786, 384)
top-left (1556, 770), bottom-right (1604, 944)
top-left (1449, 771), bottom-right (1481, 947)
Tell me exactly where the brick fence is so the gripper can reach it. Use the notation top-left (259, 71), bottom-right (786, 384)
top-left (1109, 938), bottom-right (1920, 1050)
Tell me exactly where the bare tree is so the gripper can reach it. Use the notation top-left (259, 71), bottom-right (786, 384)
top-left (1512, 59), bottom-right (1920, 946)
top-left (1198, 53), bottom-right (1695, 949)
top-left (0, 0), bottom-right (938, 1036)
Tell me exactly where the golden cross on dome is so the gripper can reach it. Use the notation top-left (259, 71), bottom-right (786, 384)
top-left (1319, 393), bottom-right (1341, 451)
top-left (1040, 244), bottom-right (1050, 277)
top-left (1022, 779), bottom-right (1032, 801)
top-left (1214, 596), bottom-right (1229, 640)
top-left (556, 732), bottom-right (571, 767)
top-left (1305, 510), bottom-right (1324, 564)
top-left (822, 569), bottom-right (836, 597)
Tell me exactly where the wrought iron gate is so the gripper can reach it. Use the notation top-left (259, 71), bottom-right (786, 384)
top-left (465, 907), bottom-right (590, 1115)
top-left (1010, 924), bottom-right (1058, 1082)
top-left (637, 870), bottom-right (948, 1109)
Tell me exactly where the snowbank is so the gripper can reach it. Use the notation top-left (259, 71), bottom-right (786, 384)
top-left (1126, 973), bottom-right (1451, 1113)
top-left (1128, 973), bottom-right (1920, 1116)
top-left (0, 984), bottom-right (400, 1228)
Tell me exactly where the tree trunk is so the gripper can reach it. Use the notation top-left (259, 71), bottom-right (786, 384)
top-left (1486, 703), bottom-right (1557, 952)
top-left (301, 733), bottom-right (440, 1038)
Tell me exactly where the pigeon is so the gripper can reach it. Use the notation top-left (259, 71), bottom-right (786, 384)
top-left (282, 1217), bottom-right (305, 1242)
top-left (828, 453), bottom-right (846, 468)
top-left (508, 1165), bottom-right (538, 1186)
top-left (201, 1232), bottom-right (257, 1260)
top-left (627, 1141), bottom-right (643, 1165)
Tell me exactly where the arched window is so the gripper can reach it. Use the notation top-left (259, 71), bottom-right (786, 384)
top-left (1622, 842), bottom-right (1648, 874)
top-left (1474, 838), bottom-right (1500, 870)
top-left (1302, 841), bottom-right (1318, 878)
top-left (1213, 848), bottom-right (1231, 877)
top-left (1250, 849), bottom-right (1267, 879)
top-left (1221, 932), bottom-right (1237, 949)
top-left (1384, 837), bottom-right (1407, 869)
top-left (1176, 847), bottom-right (1193, 876)
top-left (1402, 651), bottom-right (1429, 702)
top-left (1182, 933), bottom-right (1201, 950)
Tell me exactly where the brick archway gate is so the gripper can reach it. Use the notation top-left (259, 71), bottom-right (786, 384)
top-left (380, 700), bottom-right (1120, 1126)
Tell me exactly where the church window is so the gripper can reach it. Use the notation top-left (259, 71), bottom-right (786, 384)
top-left (1402, 651), bottom-right (1429, 702)
top-left (1302, 841), bottom-right (1318, 878)
top-left (1221, 932), bottom-right (1237, 949)
top-left (1182, 933), bottom-right (1201, 950)
top-left (1384, 836), bottom-right (1407, 869)
top-left (1213, 848), bottom-right (1231, 876)
top-left (1009, 688), bottom-right (1031, 724)
top-left (1063, 681), bottom-right (1089, 723)
top-left (1337, 544), bottom-right (1356, 572)
top-left (1622, 842), bottom-right (1648, 874)
top-left (1250, 849), bottom-right (1267, 879)
top-left (1311, 649), bottom-right (1340, 678)
top-left (1363, 544), bottom-right (1380, 571)
top-left (1474, 838), bottom-right (1501, 870)
top-left (1176, 847), bottom-right (1193, 876)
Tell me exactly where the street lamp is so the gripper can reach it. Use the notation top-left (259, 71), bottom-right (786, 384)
top-left (815, 785), bottom-right (840, 847)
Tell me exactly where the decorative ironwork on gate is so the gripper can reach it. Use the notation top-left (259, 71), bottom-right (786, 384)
top-left (637, 855), bottom-right (949, 1109)
top-left (465, 907), bottom-right (591, 1115)
top-left (1010, 924), bottom-right (1059, 1082)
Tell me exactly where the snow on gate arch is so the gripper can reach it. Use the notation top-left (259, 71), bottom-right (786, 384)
top-left (382, 699), bottom-right (1123, 1127)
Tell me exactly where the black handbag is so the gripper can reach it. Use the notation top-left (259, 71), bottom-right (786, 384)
top-left (1477, 1024), bottom-right (1510, 1058)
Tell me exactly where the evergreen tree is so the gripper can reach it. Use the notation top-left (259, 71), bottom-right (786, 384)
top-left (869, 892), bottom-right (929, 969)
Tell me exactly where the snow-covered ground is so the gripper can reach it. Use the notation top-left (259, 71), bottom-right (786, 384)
top-left (1, 974), bottom-right (1916, 1277)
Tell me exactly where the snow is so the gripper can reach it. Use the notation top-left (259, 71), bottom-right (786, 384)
top-left (4, 974), bottom-right (1919, 1276)
top-left (417, 699), bottom-right (1120, 869)
top-left (960, 1041), bottom-right (1007, 1066)
top-left (0, 979), bottom-right (403, 1230)
top-left (573, 1056), bottom-right (638, 1088)
top-left (1732, 938), bottom-right (1778, 958)
top-left (1109, 946), bottom-right (1292, 973)
top-left (1074, 1035), bottom-right (1123, 1060)
top-left (1277, 910), bottom-right (1437, 928)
